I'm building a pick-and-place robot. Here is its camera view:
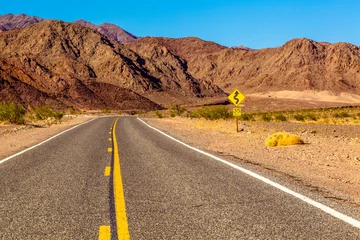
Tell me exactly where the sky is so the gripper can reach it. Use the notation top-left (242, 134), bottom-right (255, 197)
top-left (1, 0), bottom-right (359, 49)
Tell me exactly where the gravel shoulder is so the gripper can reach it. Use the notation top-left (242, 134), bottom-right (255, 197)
top-left (143, 117), bottom-right (360, 210)
top-left (0, 115), bottom-right (96, 160)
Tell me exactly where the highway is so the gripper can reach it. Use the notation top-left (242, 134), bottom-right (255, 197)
top-left (1, 116), bottom-right (360, 239)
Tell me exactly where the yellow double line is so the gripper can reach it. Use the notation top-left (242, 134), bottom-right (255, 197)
top-left (100, 118), bottom-right (130, 240)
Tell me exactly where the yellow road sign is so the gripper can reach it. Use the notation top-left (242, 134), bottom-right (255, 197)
top-left (228, 89), bottom-right (246, 106)
top-left (233, 108), bottom-right (242, 117)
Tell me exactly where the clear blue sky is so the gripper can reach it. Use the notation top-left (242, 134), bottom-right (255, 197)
top-left (1, 0), bottom-right (359, 49)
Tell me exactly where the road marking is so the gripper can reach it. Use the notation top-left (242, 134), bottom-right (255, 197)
top-left (112, 118), bottom-right (130, 239)
top-left (0, 118), bottom-right (97, 165)
top-left (104, 166), bottom-right (111, 176)
top-left (137, 117), bottom-right (360, 229)
top-left (108, 148), bottom-right (113, 153)
top-left (98, 225), bottom-right (111, 240)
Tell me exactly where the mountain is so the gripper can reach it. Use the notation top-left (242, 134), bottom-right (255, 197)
top-left (0, 20), bottom-right (224, 110)
top-left (73, 20), bottom-right (138, 43)
top-left (0, 13), bottom-right (44, 30)
top-left (1, 13), bottom-right (360, 110)
top-left (0, 14), bottom-right (138, 44)
top-left (128, 37), bottom-right (360, 95)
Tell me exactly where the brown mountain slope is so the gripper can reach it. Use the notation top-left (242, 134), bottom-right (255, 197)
top-left (126, 37), bottom-right (226, 59)
top-left (200, 38), bottom-right (360, 94)
top-left (73, 20), bottom-right (138, 43)
top-left (0, 14), bottom-right (138, 44)
top-left (0, 57), bottom-right (161, 111)
top-left (128, 37), bottom-right (360, 96)
top-left (0, 21), bottom-right (224, 109)
top-left (0, 13), bottom-right (44, 30)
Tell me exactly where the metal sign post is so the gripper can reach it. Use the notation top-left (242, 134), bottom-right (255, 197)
top-left (233, 108), bottom-right (242, 132)
top-left (228, 89), bottom-right (246, 132)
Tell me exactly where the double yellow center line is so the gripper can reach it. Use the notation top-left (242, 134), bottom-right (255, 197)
top-left (100, 118), bottom-right (130, 240)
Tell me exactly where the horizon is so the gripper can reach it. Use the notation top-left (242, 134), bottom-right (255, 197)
top-left (0, 1), bottom-right (359, 49)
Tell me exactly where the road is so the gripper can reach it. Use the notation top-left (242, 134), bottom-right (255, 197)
top-left (1, 116), bottom-right (360, 239)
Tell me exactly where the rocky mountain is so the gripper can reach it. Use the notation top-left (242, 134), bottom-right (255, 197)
top-left (73, 20), bottom-right (138, 43)
top-left (127, 37), bottom-right (360, 95)
top-left (0, 20), bottom-right (224, 110)
top-left (1, 13), bottom-right (360, 111)
top-left (0, 14), bottom-right (138, 44)
top-left (0, 13), bottom-right (44, 30)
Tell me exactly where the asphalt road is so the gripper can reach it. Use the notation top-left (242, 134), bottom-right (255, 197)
top-left (0, 117), bottom-right (114, 239)
top-left (1, 116), bottom-right (360, 239)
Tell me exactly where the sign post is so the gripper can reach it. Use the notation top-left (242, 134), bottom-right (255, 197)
top-left (228, 89), bottom-right (246, 132)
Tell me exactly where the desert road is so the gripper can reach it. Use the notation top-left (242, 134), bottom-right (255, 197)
top-left (1, 116), bottom-right (360, 239)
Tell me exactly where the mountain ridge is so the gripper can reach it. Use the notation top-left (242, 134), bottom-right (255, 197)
top-left (127, 37), bottom-right (360, 95)
top-left (1, 13), bottom-right (360, 111)
top-left (0, 13), bottom-right (138, 44)
top-left (0, 20), bottom-right (224, 110)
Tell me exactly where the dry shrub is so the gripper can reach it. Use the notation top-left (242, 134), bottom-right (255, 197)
top-left (266, 132), bottom-right (304, 147)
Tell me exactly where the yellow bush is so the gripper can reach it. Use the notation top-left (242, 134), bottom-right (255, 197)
top-left (265, 132), bottom-right (304, 147)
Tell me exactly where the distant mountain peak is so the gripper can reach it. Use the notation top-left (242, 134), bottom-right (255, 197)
top-left (74, 20), bottom-right (138, 43)
top-left (73, 19), bottom-right (96, 28)
top-left (0, 14), bottom-right (138, 44)
top-left (0, 13), bottom-right (44, 30)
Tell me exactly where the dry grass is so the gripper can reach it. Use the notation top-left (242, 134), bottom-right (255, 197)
top-left (146, 105), bottom-right (360, 125)
top-left (265, 132), bottom-right (304, 147)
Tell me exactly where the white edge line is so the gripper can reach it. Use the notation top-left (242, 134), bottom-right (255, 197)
top-left (137, 117), bottom-right (360, 229)
top-left (0, 118), bottom-right (98, 165)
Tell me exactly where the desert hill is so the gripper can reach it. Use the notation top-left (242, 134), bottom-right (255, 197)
top-left (1, 13), bottom-right (360, 110)
top-left (128, 37), bottom-right (360, 96)
top-left (0, 14), bottom-right (138, 44)
top-left (0, 13), bottom-right (44, 31)
top-left (0, 20), bottom-right (224, 109)
top-left (73, 20), bottom-right (138, 43)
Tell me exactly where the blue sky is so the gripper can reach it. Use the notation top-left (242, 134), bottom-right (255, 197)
top-left (1, 0), bottom-right (359, 49)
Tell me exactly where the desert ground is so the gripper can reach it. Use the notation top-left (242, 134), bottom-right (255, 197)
top-left (143, 117), bottom-right (360, 209)
top-left (142, 93), bottom-right (360, 210)
top-left (0, 115), bottom-right (96, 160)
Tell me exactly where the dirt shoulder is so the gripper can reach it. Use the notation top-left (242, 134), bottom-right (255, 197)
top-left (143, 117), bottom-right (360, 210)
top-left (0, 115), bottom-right (97, 160)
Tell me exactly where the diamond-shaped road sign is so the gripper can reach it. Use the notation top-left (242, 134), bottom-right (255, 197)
top-left (228, 89), bottom-right (246, 106)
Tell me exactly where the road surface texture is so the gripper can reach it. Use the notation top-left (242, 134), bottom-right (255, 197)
top-left (0, 117), bottom-right (113, 239)
top-left (1, 116), bottom-right (360, 239)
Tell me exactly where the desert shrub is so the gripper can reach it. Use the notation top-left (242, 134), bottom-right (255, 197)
top-left (102, 108), bottom-right (111, 114)
top-left (170, 105), bottom-right (186, 116)
top-left (274, 114), bottom-right (287, 122)
top-left (261, 113), bottom-right (272, 122)
top-left (0, 102), bottom-right (26, 124)
top-left (136, 110), bottom-right (146, 115)
top-left (294, 114), bottom-right (305, 121)
top-left (340, 112), bottom-right (350, 118)
top-left (33, 105), bottom-right (64, 121)
top-left (189, 106), bottom-right (231, 120)
top-left (265, 132), bottom-right (304, 147)
top-left (333, 111), bottom-right (350, 118)
top-left (67, 107), bottom-right (77, 115)
top-left (155, 111), bottom-right (163, 118)
top-left (332, 112), bottom-right (340, 118)
top-left (305, 113), bottom-right (317, 121)
top-left (34, 105), bottom-right (53, 120)
top-left (240, 113), bottom-right (255, 121)
top-left (52, 111), bottom-right (65, 121)
top-left (170, 113), bottom-right (176, 118)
